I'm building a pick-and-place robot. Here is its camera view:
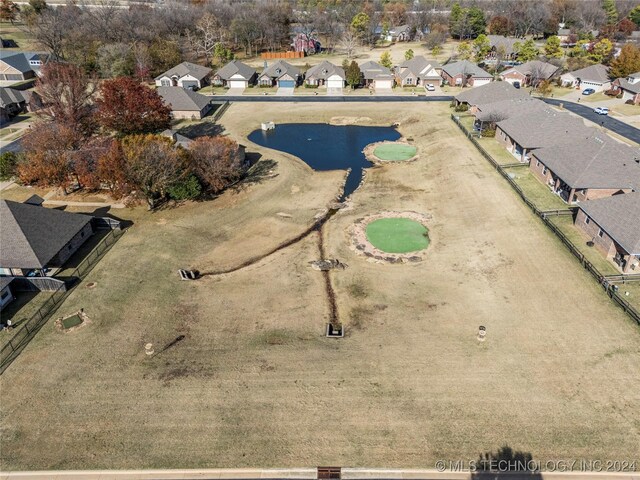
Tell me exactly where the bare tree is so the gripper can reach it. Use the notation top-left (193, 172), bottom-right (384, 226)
top-left (339, 30), bottom-right (360, 60)
top-left (186, 13), bottom-right (223, 62)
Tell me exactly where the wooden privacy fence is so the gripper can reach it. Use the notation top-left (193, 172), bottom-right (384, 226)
top-left (451, 113), bottom-right (640, 325)
top-left (0, 228), bottom-right (126, 374)
top-left (260, 51), bottom-right (304, 59)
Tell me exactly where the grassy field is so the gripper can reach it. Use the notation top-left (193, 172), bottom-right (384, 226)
top-left (0, 103), bottom-right (638, 470)
top-left (365, 218), bottom-right (429, 253)
top-left (503, 168), bottom-right (571, 211)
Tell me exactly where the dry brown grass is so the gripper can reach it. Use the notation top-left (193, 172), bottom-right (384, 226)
top-left (1, 102), bottom-right (638, 470)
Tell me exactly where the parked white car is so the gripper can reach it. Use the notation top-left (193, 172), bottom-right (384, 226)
top-left (593, 107), bottom-right (609, 115)
top-left (425, 84), bottom-right (436, 91)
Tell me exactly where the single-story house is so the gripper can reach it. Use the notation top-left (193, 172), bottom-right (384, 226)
top-left (529, 133), bottom-right (640, 204)
top-left (212, 60), bottom-right (257, 89)
top-left (473, 97), bottom-right (547, 127)
top-left (0, 87), bottom-right (26, 124)
top-left (155, 62), bottom-right (212, 90)
top-left (486, 35), bottom-right (519, 60)
top-left (0, 199), bottom-right (94, 278)
top-left (441, 60), bottom-right (492, 88)
top-left (0, 277), bottom-right (14, 311)
top-left (396, 56), bottom-right (442, 87)
top-left (359, 61), bottom-right (394, 89)
top-left (499, 60), bottom-right (559, 87)
top-left (258, 60), bottom-right (300, 87)
top-left (157, 86), bottom-right (213, 120)
top-left (305, 61), bottom-right (345, 91)
top-left (453, 81), bottom-right (527, 111)
top-left (560, 64), bottom-right (611, 91)
top-left (575, 192), bottom-right (640, 274)
top-left (386, 25), bottom-right (412, 42)
top-left (557, 27), bottom-right (573, 46)
top-left (612, 72), bottom-right (640, 104)
top-left (0, 51), bottom-right (36, 83)
top-left (495, 108), bottom-right (587, 163)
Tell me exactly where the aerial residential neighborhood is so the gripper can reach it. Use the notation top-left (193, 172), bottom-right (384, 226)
top-left (0, 0), bottom-right (639, 478)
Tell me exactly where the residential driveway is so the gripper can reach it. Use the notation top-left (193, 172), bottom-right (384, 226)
top-left (375, 88), bottom-right (394, 95)
top-left (225, 88), bottom-right (245, 96)
top-left (275, 87), bottom-right (295, 96)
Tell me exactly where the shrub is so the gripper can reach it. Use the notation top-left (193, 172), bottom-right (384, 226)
top-left (454, 104), bottom-right (469, 112)
top-left (167, 174), bottom-right (202, 201)
top-left (259, 84), bottom-right (273, 88)
top-left (304, 83), bottom-right (319, 88)
top-left (481, 128), bottom-right (496, 138)
top-left (0, 152), bottom-right (18, 180)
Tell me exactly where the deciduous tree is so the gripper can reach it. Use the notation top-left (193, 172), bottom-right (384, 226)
top-left (0, 0), bottom-right (20, 23)
top-left (404, 49), bottom-right (414, 61)
top-left (544, 36), bottom-right (564, 58)
top-left (514, 39), bottom-right (540, 62)
top-left (488, 16), bottom-right (511, 36)
top-left (609, 43), bottom-right (640, 78)
top-left (35, 62), bottom-right (96, 136)
top-left (96, 77), bottom-right (171, 135)
top-left (473, 34), bottom-right (491, 62)
top-left (380, 51), bottom-right (393, 69)
top-left (188, 136), bottom-right (244, 194)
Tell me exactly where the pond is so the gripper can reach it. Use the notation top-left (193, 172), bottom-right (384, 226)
top-left (248, 123), bottom-right (401, 199)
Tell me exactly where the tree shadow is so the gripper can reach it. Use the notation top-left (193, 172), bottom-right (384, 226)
top-left (90, 206), bottom-right (134, 229)
top-left (177, 121), bottom-right (224, 139)
top-left (232, 158), bottom-right (277, 191)
top-left (472, 446), bottom-right (541, 480)
top-left (0, 291), bottom-right (40, 325)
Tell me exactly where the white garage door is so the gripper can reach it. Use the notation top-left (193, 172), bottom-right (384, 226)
top-left (229, 80), bottom-right (247, 89)
top-left (473, 79), bottom-right (492, 87)
top-left (327, 79), bottom-right (344, 89)
top-left (375, 79), bottom-right (393, 89)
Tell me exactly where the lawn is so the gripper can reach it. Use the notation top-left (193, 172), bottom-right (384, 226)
top-left (611, 103), bottom-right (640, 116)
top-left (365, 218), bottom-right (429, 253)
top-left (373, 143), bottom-right (417, 161)
top-left (548, 216), bottom-right (621, 276)
top-left (503, 167), bottom-right (571, 211)
top-left (580, 91), bottom-right (609, 103)
top-left (1, 103), bottom-right (638, 470)
top-left (476, 136), bottom-right (521, 165)
top-left (0, 22), bottom-right (37, 51)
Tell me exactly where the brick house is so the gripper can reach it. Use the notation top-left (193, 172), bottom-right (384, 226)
top-left (155, 62), bottom-right (212, 90)
top-left (612, 72), bottom-right (640, 104)
top-left (258, 60), bottom-right (300, 88)
top-left (529, 134), bottom-right (640, 204)
top-left (359, 61), bottom-right (395, 90)
top-left (499, 60), bottom-right (559, 87)
top-left (575, 192), bottom-right (640, 274)
top-left (495, 107), bottom-right (587, 162)
top-left (441, 60), bottom-right (492, 88)
top-left (212, 60), bottom-right (257, 89)
top-left (560, 64), bottom-right (611, 92)
top-left (157, 87), bottom-right (213, 120)
top-left (396, 56), bottom-right (442, 87)
top-left (473, 97), bottom-right (547, 131)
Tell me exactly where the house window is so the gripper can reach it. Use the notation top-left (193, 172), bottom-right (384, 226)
top-left (81, 231), bottom-right (85, 238)
top-left (536, 160), bottom-right (540, 167)
top-left (406, 78), bottom-right (413, 85)
top-left (542, 167), bottom-right (547, 175)
top-left (161, 79), bottom-right (170, 86)
top-left (598, 229), bottom-right (604, 238)
top-left (584, 217), bottom-right (590, 225)
top-left (1, 291), bottom-right (8, 300)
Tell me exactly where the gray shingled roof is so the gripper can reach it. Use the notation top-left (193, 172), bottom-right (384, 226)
top-left (0, 87), bottom-right (25, 108)
top-left (214, 60), bottom-right (256, 81)
top-left (617, 77), bottom-right (640, 94)
top-left (155, 62), bottom-right (212, 81)
top-left (579, 193), bottom-right (640, 255)
top-left (474, 97), bottom-right (548, 122)
top-left (157, 87), bottom-right (211, 112)
top-left (487, 35), bottom-right (519, 56)
top-left (0, 52), bottom-right (33, 74)
top-left (0, 276), bottom-right (13, 290)
top-left (496, 107), bottom-right (588, 149)
top-left (455, 81), bottom-right (527, 106)
top-left (501, 60), bottom-right (559, 80)
top-left (532, 133), bottom-right (640, 190)
top-left (0, 200), bottom-right (93, 269)
top-left (261, 60), bottom-right (300, 79)
top-left (442, 60), bottom-right (492, 79)
top-left (398, 56), bottom-right (441, 80)
top-left (306, 61), bottom-right (345, 80)
top-left (565, 64), bottom-right (610, 84)
top-left (359, 61), bottom-right (394, 80)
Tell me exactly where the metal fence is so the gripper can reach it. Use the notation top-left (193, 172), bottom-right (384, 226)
top-left (0, 227), bottom-right (126, 374)
top-left (451, 113), bottom-right (640, 325)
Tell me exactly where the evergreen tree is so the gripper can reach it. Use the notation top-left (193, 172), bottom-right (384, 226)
top-left (602, 0), bottom-right (618, 25)
top-left (544, 36), bottom-right (563, 59)
top-left (380, 51), bottom-right (393, 69)
top-left (346, 60), bottom-right (362, 88)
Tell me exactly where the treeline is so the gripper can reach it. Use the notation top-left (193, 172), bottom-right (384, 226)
top-left (2, 0), bottom-right (639, 80)
top-left (8, 63), bottom-right (245, 209)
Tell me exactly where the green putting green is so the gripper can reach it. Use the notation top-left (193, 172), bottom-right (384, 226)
top-left (373, 143), bottom-right (417, 161)
top-left (366, 218), bottom-right (429, 253)
top-left (61, 314), bottom-right (83, 329)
